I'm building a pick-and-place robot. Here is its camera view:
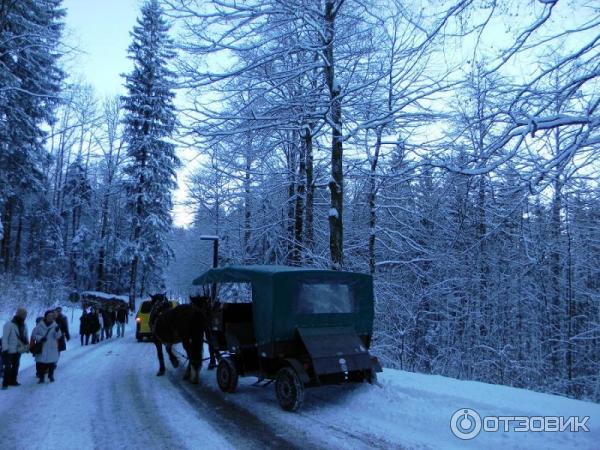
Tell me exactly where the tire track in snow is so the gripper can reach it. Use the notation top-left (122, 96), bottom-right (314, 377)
top-left (182, 373), bottom-right (404, 449)
top-left (0, 339), bottom-right (115, 450)
top-left (90, 341), bottom-right (183, 450)
top-left (2, 335), bottom-right (398, 450)
top-left (165, 370), bottom-right (311, 450)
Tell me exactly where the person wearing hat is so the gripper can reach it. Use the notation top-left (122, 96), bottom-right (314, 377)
top-left (31, 309), bottom-right (63, 383)
top-left (1, 307), bottom-right (29, 389)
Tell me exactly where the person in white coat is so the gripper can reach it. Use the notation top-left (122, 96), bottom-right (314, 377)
top-left (1, 307), bottom-right (29, 389)
top-left (31, 310), bottom-right (63, 383)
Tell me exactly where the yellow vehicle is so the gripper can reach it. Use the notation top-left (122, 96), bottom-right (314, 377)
top-left (135, 299), bottom-right (178, 341)
top-left (135, 300), bottom-right (154, 341)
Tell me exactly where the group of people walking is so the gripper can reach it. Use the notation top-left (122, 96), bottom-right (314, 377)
top-left (1, 306), bottom-right (70, 389)
top-left (79, 305), bottom-right (128, 345)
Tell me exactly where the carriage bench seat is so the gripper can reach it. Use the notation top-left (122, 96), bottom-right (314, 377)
top-left (221, 303), bottom-right (253, 323)
top-left (224, 322), bottom-right (256, 351)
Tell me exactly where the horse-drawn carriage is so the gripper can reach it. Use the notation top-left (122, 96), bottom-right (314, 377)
top-left (79, 291), bottom-right (129, 310)
top-left (193, 265), bottom-right (382, 411)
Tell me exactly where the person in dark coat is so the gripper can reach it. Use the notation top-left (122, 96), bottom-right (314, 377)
top-left (101, 308), bottom-right (113, 339)
top-left (108, 308), bottom-right (116, 338)
top-left (1, 308), bottom-right (28, 389)
top-left (89, 308), bottom-right (101, 344)
top-left (55, 306), bottom-right (70, 352)
top-left (79, 308), bottom-right (88, 345)
top-left (116, 306), bottom-right (128, 337)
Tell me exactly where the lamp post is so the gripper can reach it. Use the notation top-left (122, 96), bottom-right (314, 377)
top-left (199, 235), bottom-right (219, 301)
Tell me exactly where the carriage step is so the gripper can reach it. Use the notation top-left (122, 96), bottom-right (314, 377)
top-left (252, 379), bottom-right (274, 387)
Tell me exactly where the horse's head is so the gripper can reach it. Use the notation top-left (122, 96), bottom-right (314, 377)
top-left (190, 295), bottom-right (218, 328)
top-left (149, 293), bottom-right (172, 330)
top-left (151, 293), bottom-right (168, 304)
top-left (190, 295), bottom-right (212, 314)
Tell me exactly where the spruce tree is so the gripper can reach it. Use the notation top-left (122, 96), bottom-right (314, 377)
top-left (121, 0), bottom-right (179, 309)
top-left (0, 0), bottom-right (65, 272)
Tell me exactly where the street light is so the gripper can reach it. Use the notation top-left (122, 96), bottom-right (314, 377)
top-left (199, 235), bottom-right (219, 301)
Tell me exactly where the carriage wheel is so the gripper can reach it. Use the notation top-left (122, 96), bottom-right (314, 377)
top-left (275, 366), bottom-right (305, 412)
top-left (367, 370), bottom-right (378, 385)
top-left (217, 357), bottom-right (238, 393)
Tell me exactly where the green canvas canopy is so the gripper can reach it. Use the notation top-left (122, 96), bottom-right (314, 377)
top-left (193, 265), bottom-right (374, 350)
top-left (193, 265), bottom-right (326, 284)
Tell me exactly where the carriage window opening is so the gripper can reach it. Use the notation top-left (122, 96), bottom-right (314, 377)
top-left (218, 282), bottom-right (252, 304)
top-left (296, 282), bottom-right (356, 314)
top-left (140, 301), bottom-right (153, 313)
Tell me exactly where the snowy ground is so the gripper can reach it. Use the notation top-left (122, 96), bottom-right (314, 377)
top-left (0, 315), bottom-right (599, 450)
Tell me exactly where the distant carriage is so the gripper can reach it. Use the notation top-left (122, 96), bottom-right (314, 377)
top-left (193, 265), bottom-right (382, 411)
top-left (78, 291), bottom-right (129, 310)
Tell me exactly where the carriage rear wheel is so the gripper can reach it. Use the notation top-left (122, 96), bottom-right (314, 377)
top-left (367, 370), bottom-right (378, 385)
top-left (217, 357), bottom-right (238, 393)
top-left (275, 366), bottom-right (305, 412)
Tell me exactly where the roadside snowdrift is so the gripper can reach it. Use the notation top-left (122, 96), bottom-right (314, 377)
top-left (1, 310), bottom-right (598, 449)
top-left (202, 364), bottom-right (600, 449)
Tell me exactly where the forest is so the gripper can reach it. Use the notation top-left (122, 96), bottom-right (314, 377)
top-left (0, 0), bottom-right (599, 402)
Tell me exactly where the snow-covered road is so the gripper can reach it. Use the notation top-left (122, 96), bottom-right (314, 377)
top-left (1, 329), bottom-right (599, 450)
top-left (0, 332), bottom-right (388, 450)
top-left (0, 337), bottom-right (237, 450)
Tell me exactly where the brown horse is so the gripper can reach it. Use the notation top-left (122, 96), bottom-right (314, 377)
top-left (189, 295), bottom-right (219, 370)
top-left (149, 294), bottom-right (209, 383)
top-left (149, 294), bottom-right (219, 383)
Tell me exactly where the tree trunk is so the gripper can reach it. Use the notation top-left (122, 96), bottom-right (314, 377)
top-left (96, 191), bottom-right (110, 290)
top-left (304, 125), bottom-right (314, 257)
top-left (477, 174), bottom-right (489, 331)
top-left (128, 254), bottom-right (139, 311)
top-left (13, 209), bottom-right (22, 274)
top-left (129, 146), bottom-right (146, 311)
top-left (565, 203), bottom-right (574, 396)
top-left (139, 264), bottom-right (147, 297)
top-left (243, 153), bottom-right (252, 263)
top-left (286, 137), bottom-right (296, 263)
top-left (293, 131), bottom-right (306, 265)
top-left (70, 204), bottom-right (78, 283)
top-left (1, 198), bottom-right (14, 272)
top-left (368, 128), bottom-right (382, 274)
top-left (324, 0), bottom-right (343, 269)
top-left (549, 135), bottom-right (563, 374)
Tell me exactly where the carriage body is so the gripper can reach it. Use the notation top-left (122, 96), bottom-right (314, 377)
top-left (193, 265), bottom-right (382, 411)
top-left (80, 291), bottom-right (128, 310)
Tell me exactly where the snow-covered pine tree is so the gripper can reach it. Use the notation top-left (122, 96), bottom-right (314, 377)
top-left (0, 0), bottom-right (65, 273)
top-left (121, 0), bottom-right (179, 310)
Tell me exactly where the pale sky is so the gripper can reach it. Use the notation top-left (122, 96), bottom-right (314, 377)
top-left (63, 0), bottom-right (195, 228)
top-left (63, 0), bottom-right (141, 96)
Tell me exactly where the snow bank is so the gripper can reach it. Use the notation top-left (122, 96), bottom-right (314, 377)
top-left (201, 365), bottom-right (600, 449)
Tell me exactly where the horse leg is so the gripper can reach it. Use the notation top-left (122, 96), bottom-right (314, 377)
top-left (166, 344), bottom-right (180, 368)
top-left (192, 335), bottom-right (204, 384)
top-left (180, 339), bottom-right (199, 384)
top-left (190, 333), bottom-right (204, 384)
top-left (181, 340), bottom-right (191, 381)
top-left (206, 330), bottom-right (218, 370)
top-left (154, 338), bottom-right (166, 376)
top-left (190, 361), bottom-right (199, 384)
top-left (208, 343), bottom-right (219, 370)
